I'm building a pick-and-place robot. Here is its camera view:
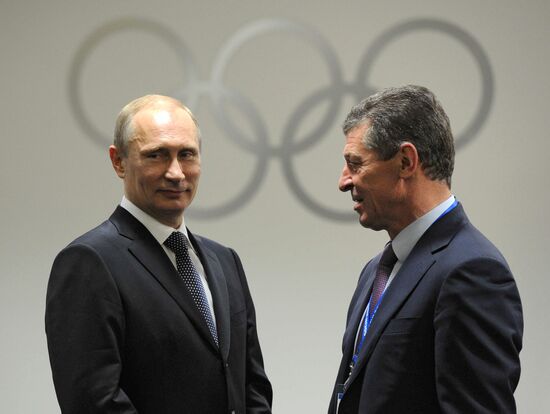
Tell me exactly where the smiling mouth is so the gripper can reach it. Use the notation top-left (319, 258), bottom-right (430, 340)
top-left (158, 189), bottom-right (188, 196)
top-left (351, 195), bottom-right (363, 211)
top-left (351, 193), bottom-right (363, 202)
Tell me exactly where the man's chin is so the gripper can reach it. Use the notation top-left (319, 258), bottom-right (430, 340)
top-left (156, 194), bottom-right (191, 209)
top-left (356, 210), bottom-right (368, 226)
top-left (358, 214), bottom-right (380, 231)
top-left (150, 200), bottom-right (189, 217)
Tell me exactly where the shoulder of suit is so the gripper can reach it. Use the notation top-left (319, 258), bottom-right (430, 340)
top-left (449, 221), bottom-right (507, 264)
top-left (65, 219), bottom-right (120, 250)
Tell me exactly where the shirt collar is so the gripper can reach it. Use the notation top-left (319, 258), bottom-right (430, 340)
top-left (119, 196), bottom-right (189, 245)
top-left (392, 195), bottom-right (456, 263)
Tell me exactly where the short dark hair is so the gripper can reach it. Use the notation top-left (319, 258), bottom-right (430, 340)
top-left (343, 85), bottom-right (455, 187)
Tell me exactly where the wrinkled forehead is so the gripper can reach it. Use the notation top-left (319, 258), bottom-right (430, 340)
top-left (122, 111), bottom-right (198, 157)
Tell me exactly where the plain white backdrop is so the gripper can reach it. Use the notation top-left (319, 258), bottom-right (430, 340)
top-left (1, 1), bottom-right (548, 412)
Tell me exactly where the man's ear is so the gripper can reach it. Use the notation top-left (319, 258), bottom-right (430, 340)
top-left (109, 145), bottom-right (126, 178)
top-left (398, 142), bottom-right (419, 178)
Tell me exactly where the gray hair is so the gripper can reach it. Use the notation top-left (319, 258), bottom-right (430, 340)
top-left (343, 85), bottom-right (455, 187)
top-left (113, 94), bottom-right (201, 156)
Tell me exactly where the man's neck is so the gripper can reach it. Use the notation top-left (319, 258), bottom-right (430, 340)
top-left (388, 180), bottom-right (451, 239)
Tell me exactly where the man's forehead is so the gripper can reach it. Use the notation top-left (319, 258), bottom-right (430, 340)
top-left (151, 109), bottom-right (173, 126)
top-left (135, 104), bottom-right (188, 123)
top-left (130, 131), bottom-right (199, 148)
top-left (133, 106), bottom-right (195, 134)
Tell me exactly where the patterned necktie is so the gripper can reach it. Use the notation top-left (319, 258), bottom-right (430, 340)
top-left (164, 231), bottom-right (218, 346)
top-left (368, 242), bottom-right (398, 320)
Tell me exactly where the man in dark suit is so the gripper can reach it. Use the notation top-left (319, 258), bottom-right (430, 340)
top-left (46, 95), bottom-right (272, 413)
top-left (329, 85), bottom-right (523, 413)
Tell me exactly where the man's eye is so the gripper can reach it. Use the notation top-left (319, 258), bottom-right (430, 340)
top-left (347, 161), bottom-right (360, 171)
top-left (146, 152), bottom-right (160, 159)
top-left (179, 151), bottom-right (195, 159)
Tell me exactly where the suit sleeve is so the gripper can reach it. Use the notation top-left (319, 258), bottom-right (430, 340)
top-left (45, 244), bottom-right (138, 414)
top-left (230, 249), bottom-right (273, 414)
top-left (434, 257), bottom-right (523, 413)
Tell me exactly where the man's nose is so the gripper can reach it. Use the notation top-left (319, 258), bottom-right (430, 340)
top-left (338, 165), bottom-right (352, 192)
top-left (165, 157), bottom-right (185, 181)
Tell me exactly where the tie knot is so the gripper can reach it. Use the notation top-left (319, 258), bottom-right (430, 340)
top-left (164, 231), bottom-right (189, 255)
top-left (380, 243), bottom-right (398, 268)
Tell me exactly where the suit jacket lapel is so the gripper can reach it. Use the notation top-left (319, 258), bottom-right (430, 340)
top-left (189, 232), bottom-right (231, 360)
top-left (344, 204), bottom-right (467, 389)
top-left (109, 207), bottom-right (219, 352)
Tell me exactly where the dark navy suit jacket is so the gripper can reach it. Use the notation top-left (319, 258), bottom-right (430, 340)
top-left (46, 206), bottom-right (272, 414)
top-left (329, 204), bottom-right (523, 414)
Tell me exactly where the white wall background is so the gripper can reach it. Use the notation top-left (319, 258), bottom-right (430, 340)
top-left (1, 1), bottom-right (548, 412)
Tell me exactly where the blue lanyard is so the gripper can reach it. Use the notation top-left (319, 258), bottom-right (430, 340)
top-left (350, 290), bottom-right (386, 369)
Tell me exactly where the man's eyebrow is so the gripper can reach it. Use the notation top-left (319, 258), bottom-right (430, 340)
top-left (141, 146), bottom-right (163, 152)
top-left (180, 146), bottom-right (199, 153)
top-left (344, 152), bottom-right (360, 160)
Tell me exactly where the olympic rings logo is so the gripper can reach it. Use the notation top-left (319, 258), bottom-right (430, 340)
top-left (68, 17), bottom-right (494, 221)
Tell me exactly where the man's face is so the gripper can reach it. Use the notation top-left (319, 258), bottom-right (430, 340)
top-left (110, 104), bottom-right (201, 228)
top-left (338, 123), bottom-right (402, 234)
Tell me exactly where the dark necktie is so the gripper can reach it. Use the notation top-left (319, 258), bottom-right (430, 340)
top-left (347, 242), bottom-right (399, 381)
top-left (368, 242), bottom-right (398, 320)
top-left (164, 231), bottom-right (218, 346)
